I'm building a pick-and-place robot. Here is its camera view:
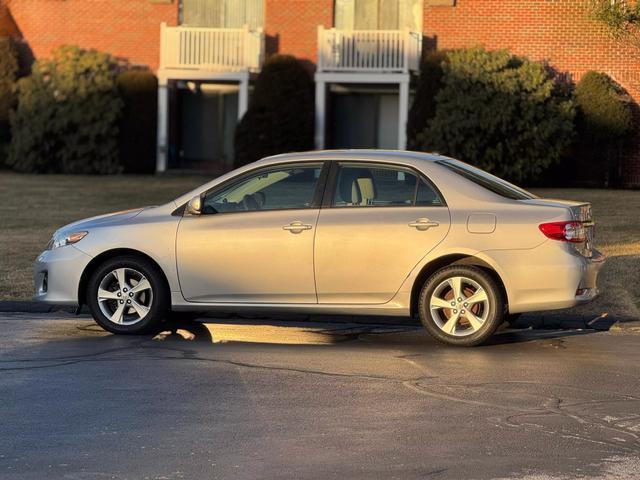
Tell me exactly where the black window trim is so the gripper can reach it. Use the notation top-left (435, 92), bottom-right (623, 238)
top-left (321, 160), bottom-right (447, 209)
top-left (185, 160), bottom-right (330, 216)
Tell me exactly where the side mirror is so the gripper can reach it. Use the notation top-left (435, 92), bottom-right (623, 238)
top-left (186, 195), bottom-right (202, 216)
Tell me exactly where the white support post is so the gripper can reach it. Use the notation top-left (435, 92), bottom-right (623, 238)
top-left (403, 28), bottom-right (410, 74)
top-left (156, 76), bottom-right (169, 173)
top-left (238, 72), bottom-right (249, 119)
top-left (317, 25), bottom-right (325, 72)
top-left (398, 78), bottom-right (409, 150)
top-left (315, 79), bottom-right (326, 150)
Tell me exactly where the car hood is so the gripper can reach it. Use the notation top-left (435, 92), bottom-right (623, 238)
top-left (58, 207), bottom-right (148, 234)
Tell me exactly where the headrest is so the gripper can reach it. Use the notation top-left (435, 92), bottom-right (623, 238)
top-left (338, 168), bottom-right (374, 204)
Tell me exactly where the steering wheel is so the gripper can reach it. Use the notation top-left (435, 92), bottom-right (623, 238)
top-left (253, 191), bottom-right (266, 208)
top-left (241, 194), bottom-right (259, 211)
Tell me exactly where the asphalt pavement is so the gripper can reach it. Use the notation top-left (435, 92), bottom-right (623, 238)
top-left (1, 312), bottom-right (639, 480)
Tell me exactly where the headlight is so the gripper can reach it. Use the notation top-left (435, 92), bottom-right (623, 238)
top-left (48, 231), bottom-right (88, 250)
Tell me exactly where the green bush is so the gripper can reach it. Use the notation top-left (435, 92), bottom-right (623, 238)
top-left (0, 36), bottom-right (18, 166)
top-left (8, 45), bottom-right (123, 173)
top-left (117, 70), bottom-right (158, 173)
top-left (0, 37), bottom-right (18, 126)
top-left (234, 54), bottom-right (314, 167)
top-left (415, 47), bottom-right (575, 183)
top-left (407, 50), bottom-right (447, 150)
top-left (589, 0), bottom-right (640, 39)
top-left (575, 71), bottom-right (632, 142)
top-left (573, 71), bottom-right (633, 186)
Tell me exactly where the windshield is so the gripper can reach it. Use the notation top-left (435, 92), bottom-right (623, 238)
top-left (436, 159), bottom-right (537, 201)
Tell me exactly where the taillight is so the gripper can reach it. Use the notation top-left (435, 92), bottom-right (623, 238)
top-left (539, 221), bottom-right (586, 243)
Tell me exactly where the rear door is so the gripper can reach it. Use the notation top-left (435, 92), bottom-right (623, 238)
top-left (314, 162), bottom-right (450, 304)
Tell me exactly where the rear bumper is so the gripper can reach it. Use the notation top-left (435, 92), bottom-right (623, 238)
top-left (33, 245), bottom-right (93, 306)
top-left (574, 249), bottom-right (605, 304)
top-left (486, 243), bottom-right (606, 314)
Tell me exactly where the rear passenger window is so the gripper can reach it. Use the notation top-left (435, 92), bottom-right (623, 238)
top-left (416, 179), bottom-right (441, 206)
top-left (332, 163), bottom-right (443, 207)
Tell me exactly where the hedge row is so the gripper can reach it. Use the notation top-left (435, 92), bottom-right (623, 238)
top-left (2, 44), bottom-right (157, 174)
top-left (407, 47), bottom-right (633, 185)
top-left (0, 37), bottom-right (18, 165)
top-left (1, 42), bottom-right (634, 181)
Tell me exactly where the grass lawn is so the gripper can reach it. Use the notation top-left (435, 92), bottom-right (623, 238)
top-left (0, 173), bottom-right (208, 300)
top-left (0, 173), bottom-right (638, 320)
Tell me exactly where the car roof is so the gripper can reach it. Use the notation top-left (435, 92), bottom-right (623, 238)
top-left (261, 149), bottom-right (448, 164)
top-left (170, 149), bottom-right (474, 209)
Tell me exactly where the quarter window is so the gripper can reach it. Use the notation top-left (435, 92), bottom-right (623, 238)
top-left (435, 159), bottom-right (537, 201)
top-left (202, 164), bottom-right (323, 214)
top-left (332, 163), bottom-right (444, 208)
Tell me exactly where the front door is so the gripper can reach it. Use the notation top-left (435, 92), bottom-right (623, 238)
top-left (177, 162), bottom-right (326, 303)
top-left (314, 162), bottom-right (450, 304)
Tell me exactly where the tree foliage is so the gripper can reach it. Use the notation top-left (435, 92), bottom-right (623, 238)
top-left (590, 0), bottom-right (640, 42)
top-left (573, 71), bottom-right (633, 186)
top-left (8, 45), bottom-right (123, 173)
top-left (575, 71), bottom-right (632, 142)
top-left (0, 36), bottom-right (18, 128)
top-left (117, 70), bottom-right (158, 173)
top-left (414, 47), bottom-right (575, 183)
top-left (234, 54), bottom-right (314, 167)
top-left (406, 50), bottom-right (447, 150)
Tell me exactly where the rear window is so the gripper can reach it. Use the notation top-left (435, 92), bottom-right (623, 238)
top-left (436, 159), bottom-right (537, 201)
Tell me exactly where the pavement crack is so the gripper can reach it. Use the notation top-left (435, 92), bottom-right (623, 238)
top-left (0, 342), bottom-right (419, 383)
top-left (0, 341), bottom-right (150, 368)
top-left (401, 380), bottom-right (539, 413)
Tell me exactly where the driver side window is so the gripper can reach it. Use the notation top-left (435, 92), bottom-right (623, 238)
top-left (202, 163), bottom-right (324, 214)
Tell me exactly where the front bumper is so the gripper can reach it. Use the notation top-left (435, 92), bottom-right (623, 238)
top-left (33, 245), bottom-right (93, 306)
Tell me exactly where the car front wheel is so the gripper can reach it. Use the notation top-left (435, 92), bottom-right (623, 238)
top-left (87, 256), bottom-right (169, 334)
top-left (418, 265), bottom-right (504, 347)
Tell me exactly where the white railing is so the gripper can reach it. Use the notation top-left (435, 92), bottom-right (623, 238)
top-left (317, 26), bottom-right (422, 73)
top-left (160, 23), bottom-right (264, 72)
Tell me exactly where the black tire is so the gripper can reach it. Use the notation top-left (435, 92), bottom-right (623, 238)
top-left (418, 265), bottom-right (504, 347)
top-left (87, 255), bottom-right (170, 334)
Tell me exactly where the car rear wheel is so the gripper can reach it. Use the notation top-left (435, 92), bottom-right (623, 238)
top-left (87, 256), bottom-right (169, 334)
top-left (418, 265), bottom-right (504, 347)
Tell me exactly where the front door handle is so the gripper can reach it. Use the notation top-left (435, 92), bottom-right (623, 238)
top-left (283, 221), bottom-right (313, 234)
top-left (408, 218), bottom-right (439, 231)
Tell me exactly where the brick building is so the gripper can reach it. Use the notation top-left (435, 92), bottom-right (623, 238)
top-left (1, 0), bottom-right (638, 184)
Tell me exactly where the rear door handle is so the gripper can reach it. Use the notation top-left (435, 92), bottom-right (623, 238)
top-left (408, 218), bottom-right (439, 231)
top-left (283, 221), bottom-right (313, 234)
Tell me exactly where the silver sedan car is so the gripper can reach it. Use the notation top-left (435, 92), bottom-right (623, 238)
top-left (34, 150), bottom-right (605, 346)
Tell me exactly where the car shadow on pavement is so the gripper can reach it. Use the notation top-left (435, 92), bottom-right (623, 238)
top-left (486, 328), bottom-right (597, 347)
top-left (150, 314), bottom-right (610, 349)
top-left (151, 318), bottom-right (214, 343)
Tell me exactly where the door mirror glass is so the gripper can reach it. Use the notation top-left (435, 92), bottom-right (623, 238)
top-left (186, 195), bottom-right (202, 215)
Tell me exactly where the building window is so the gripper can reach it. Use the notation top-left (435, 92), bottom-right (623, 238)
top-left (180, 0), bottom-right (264, 29)
top-left (334, 0), bottom-right (423, 31)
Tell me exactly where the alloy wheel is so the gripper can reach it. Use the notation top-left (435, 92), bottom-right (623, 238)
top-left (429, 276), bottom-right (490, 337)
top-left (97, 268), bottom-right (154, 325)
